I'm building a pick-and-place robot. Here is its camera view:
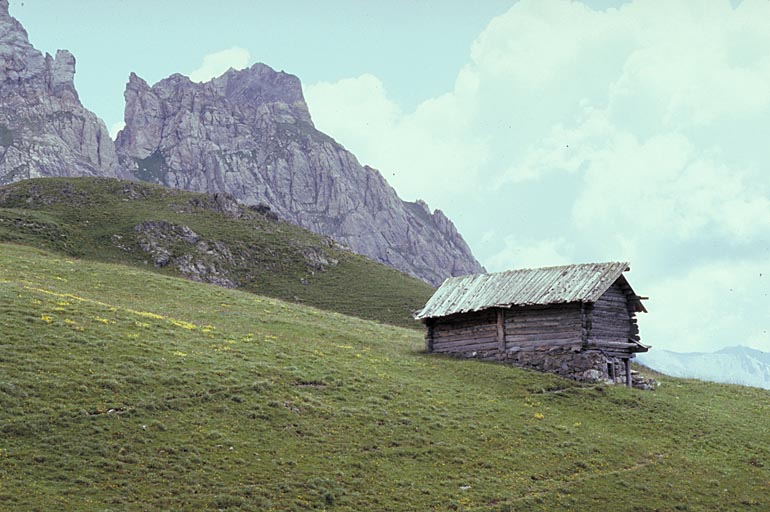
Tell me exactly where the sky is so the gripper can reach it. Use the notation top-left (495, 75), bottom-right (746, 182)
top-left (11, 0), bottom-right (770, 354)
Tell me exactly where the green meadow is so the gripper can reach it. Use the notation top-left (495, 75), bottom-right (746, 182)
top-left (1, 243), bottom-right (768, 511)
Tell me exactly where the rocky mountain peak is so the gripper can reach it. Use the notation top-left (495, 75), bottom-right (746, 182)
top-left (0, 1), bottom-right (126, 184)
top-left (210, 63), bottom-right (308, 119)
top-left (0, 1), bottom-right (45, 84)
top-left (116, 64), bottom-right (484, 285)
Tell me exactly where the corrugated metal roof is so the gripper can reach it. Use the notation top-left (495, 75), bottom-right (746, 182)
top-left (415, 262), bottom-right (633, 320)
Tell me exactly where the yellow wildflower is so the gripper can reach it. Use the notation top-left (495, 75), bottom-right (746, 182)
top-left (169, 319), bottom-right (196, 330)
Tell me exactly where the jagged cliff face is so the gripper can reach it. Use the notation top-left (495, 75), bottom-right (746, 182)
top-left (0, 0), bottom-right (483, 285)
top-left (0, 0), bottom-right (125, 184)
top-left (115, 65), bottom-right (484, 285)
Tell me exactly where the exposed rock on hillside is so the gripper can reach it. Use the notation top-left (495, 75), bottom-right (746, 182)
top-left (115, 65), bottom-right (484, 285)
top-left (128, 218), bottom-right (342, 290)
top-left (0, 0), bottom-right (126, 184)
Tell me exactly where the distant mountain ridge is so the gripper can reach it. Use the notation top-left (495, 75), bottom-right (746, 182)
top-left (114, 66), bottom-right (484, 285)
top-left (0, 0), bottom-right (484, 286)
top-left (638, 346), bottom-right (770, 390)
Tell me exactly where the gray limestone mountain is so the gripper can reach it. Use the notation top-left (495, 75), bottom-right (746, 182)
top-left (0, 0), bottom-right (127, 184)
top-left (115, 66), bottom-right (484, 285)
top-left (0, 0), bottom-right (483, 285)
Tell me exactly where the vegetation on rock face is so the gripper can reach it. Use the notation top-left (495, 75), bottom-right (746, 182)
top-left (0, 177), bottom-right (434, 328)
top-left (1, 243), bottom-right (769, 511)
top-left (133, 151), bottom-right (168, 184)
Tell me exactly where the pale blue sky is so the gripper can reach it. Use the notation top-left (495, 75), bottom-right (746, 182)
top-left (13, 0), bottom-right (515, 126)
top-left (11, 0), bottom-right (769, 354)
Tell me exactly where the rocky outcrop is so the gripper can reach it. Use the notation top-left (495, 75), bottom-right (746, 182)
top-left (126, 217), bottom-right (340, 289)
top-left (0, 0), bottom-right (126, 184)
top-left (115, 65), bottom-right (484, 285)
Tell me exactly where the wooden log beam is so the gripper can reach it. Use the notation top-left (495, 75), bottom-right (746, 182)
top-left (434, 341), bottom-right (500, 353)
top-left (432, 332), bottom-right (498, 345)
top-left (496, 308), bottom-right (505, 351)
top-left (433, 336), bottom-right (499, 350)
top-left (506, 324), bottom-right (584, 335)
top-left (505, 335), bottom-right (582, 346)
top-left (433, 327), bottom-right (498, 341)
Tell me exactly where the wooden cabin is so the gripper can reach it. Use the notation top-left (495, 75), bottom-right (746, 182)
top-left (415, 262), bottom-right (650, 387)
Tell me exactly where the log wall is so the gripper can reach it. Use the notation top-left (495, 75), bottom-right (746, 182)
top-left (586, 282), bottom-right (640, 356)
top-left (430, 309), bottom-right (498, 353)
top-left (504, 303), bottom-right (583, 349)
top-left (424, 290), bottom-right (648, 387)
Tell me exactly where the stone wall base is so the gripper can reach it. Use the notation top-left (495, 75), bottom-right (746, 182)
top-left (447, 347), bottom-right (656, 390)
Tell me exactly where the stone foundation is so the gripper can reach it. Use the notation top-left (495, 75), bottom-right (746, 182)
top-left (449, 347), bottom-right (656, 390)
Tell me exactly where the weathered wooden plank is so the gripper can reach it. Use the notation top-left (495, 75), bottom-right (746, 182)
top-left (506, 312), bottom-right (581, 321)
top-left (506, 327), bottom-right (583, 337)
top-left (432, 330), bottom-right (497, 344)
top-left (434, 320), bottom-right (495, 334)
top-left (434, 310), bottom-right (496, 324)
top-left (592, 319), bottom-right (631, 326)
top-left (507, 339), bottom-right (583, 351)
top-left (506, 305), bottom-right (581, 316)
top-left (433, 325), bottom-right (497, 339)
top-left (590, 327), bottom-right (631, 335)
top-left (434, 339), bottom-right (499, 352)
top-left (592, 304), bottom-right (632, 313)
top-left (591, 312), bottom-right (631, 321)
top-left (508, 303), bottom-right (580, 311)
top-left (591, 328), bottom-right (630, 335)
top-left (496, 308), bottom-right (505, 351)
top-left (507, 323), bottom-right (582, 334)
top-left (434, 317), bottom-right (493, 331)
top-left (595, 299), bottom-right (626, 308)
top-left (433, 310), bottom-right (497, 323)
top-left (591, 311), bottom-right (633, 321)
top-left (506, 312), bottom-right (583, 321)
top-left (588, 333), bottom-right (630, 339)
top-left (504, 318), bottom-right (582, 330)
top-left (511, 303), bottom-right (581, 311)
top-left (433, 333), bottom-right (498, 346)
top-left (505, 334), bottom-right (581, 345)
top-left (601, 306), bottom-right (634, 315)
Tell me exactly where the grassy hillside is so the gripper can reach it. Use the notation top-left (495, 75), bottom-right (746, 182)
top-left (1, 243), bottom-right (769, 511)
top-left (0, 177), bottom-right (434, 329)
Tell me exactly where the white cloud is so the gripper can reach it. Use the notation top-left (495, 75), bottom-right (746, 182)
top-left (304, 0), bottom-right (770, 353)
top-left (645, 259), bottom-right (770, 353)
top-left (484, 235), bottom-right (573, 272)
top-left (305, 74), bottom-right (489, 205)
top-left (189, 47), bottom-right (251, 83)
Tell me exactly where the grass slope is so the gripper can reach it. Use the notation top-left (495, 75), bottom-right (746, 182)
top-left (0, 177), bottom-right (434, 329)
top-left (1, 243), bottom-right (769, 511)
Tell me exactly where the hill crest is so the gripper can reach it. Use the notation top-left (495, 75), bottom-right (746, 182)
top-left (0, 176), bottom-right (434, 328)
